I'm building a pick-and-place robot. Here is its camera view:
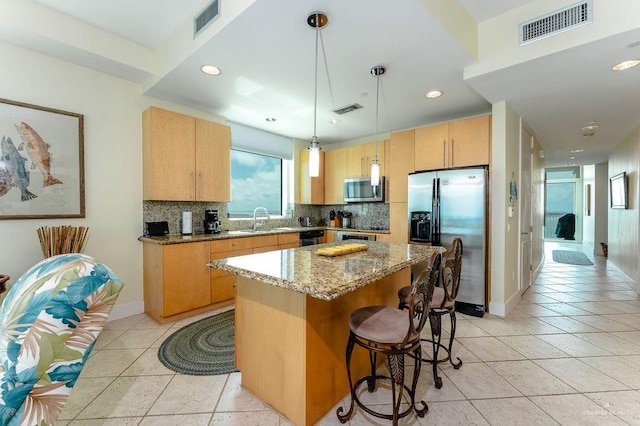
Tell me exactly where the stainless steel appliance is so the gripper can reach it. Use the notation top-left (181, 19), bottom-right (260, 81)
top-left (204, 209), bottom-right (221, 234)
top-left (298, 216), bottom-right (314, 227)
top-left (341, 212), bottom-right (352, 228)
top-left (299, 229), bottom-right (324, 246)
top-left (344, 177), bottom-right (385, 203)
top-left (336, 231), bottom-right (377, 241)
top-left (410, 211), bottom-right (431, 242)
top-left (408, 166), bottom-right (488, 317)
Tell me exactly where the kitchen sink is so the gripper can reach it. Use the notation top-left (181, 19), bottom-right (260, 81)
top-left (227, 229), bottom-right (269, 235)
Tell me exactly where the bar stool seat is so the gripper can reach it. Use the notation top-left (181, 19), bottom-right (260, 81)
top-left (337, 251), bottom-right (442, 425)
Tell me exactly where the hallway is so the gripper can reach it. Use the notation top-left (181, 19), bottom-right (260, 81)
top-left (59, 241), bottom-right (640, 425)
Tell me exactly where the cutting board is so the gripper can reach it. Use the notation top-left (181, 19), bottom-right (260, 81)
top-left (316, 243), bottom-right (368, 257)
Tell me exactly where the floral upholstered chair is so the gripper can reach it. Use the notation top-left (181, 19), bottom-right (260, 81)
top-left (0, 253), bottom-right (124, 425)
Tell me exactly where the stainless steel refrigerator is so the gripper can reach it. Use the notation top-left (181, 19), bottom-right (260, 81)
top-left (408, 166), bottom-right (488, 317)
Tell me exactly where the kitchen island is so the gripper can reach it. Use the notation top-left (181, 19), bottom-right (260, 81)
top-left (209, 241), bottom-right (443, 425)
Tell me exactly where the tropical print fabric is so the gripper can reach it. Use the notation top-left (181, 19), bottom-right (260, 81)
top-left (0, 253), bottom-right (124, 426)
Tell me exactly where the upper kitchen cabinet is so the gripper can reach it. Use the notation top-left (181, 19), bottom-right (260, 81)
top-left (347, 142), bottom-right (386, 178)
top-left (414, 115), bottom-right (491, 171)
top-left (143, 107), bottom-right (231, 201)
top-left (388, 130), bottom-right (415, 203)
top-left (324, 147), bottom-right (347, 205)
top-left (298, 148), bottom-right (324, 205)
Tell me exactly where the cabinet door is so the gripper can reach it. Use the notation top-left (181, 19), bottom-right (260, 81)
top-left (325, 230), bottom-right (337, 243)
top-left (143, 107), bottom-right (196, 200)
top-left (415, 123), bottom-right (448, 171)
top-left (388, 130), bottom-right (415, 203)
top-left (389, 202), bottom-right (409, 244)
top-left (347, 144), bottom-right (366, 177)
top-left (298, 149), bottom-right (324, 204)
top-left (448, 115), bottom-right (491, 167)
top-left (210, 247), bottom-right (252, 303)
top-left (196, 119), bottom-right (231, 201)
top-left (163, 242), bottom-right (210, 316)
top-left (324, 148), bottom-right (347, 205)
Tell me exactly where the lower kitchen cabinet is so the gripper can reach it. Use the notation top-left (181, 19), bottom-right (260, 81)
top-left (278, 232), bottom-right (300, 249)
top-left (210, 238), bottom-right (253, 303)
top-left (143, 241), bottom-right (212, 323)
top-left (325, 230), bottom-right (337, 243)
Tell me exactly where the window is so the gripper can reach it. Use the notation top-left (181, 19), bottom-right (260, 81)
top-left (227, 150), bottom-right (291, 218)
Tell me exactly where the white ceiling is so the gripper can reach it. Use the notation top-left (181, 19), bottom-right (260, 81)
top-left (9, 0), bottom-right (640, 168)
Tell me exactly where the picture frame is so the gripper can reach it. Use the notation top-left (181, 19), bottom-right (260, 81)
top-left (0, 98), bottom-right (84, 219)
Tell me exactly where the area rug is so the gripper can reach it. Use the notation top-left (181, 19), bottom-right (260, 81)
top-left (552, 250), bottom-right (593, 265)
top-left (158, 310), bottom-right (237, 375)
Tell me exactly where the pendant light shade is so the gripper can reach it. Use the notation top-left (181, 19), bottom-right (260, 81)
top-left (308, 12), bottom-right (328, 178)
top-left (370, 65), bottom-right (386, 186)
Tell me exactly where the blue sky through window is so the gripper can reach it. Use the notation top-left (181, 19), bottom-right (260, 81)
top-left (228, 150), bottom-right (282, 217)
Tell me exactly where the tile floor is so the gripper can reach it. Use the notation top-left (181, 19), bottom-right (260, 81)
top-left (59, 241), bottom-right (640, 425)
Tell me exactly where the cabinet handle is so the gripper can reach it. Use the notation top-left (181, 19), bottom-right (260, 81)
top-left (451, 139), bottom-right (455, 167)
top-left (442, 140), bottom-right (446, 167)
top-left (190, 171), bottom-right (195, 200)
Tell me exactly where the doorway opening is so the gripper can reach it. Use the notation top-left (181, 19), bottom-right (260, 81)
top-left (544, 166), bottom-right (583, 243)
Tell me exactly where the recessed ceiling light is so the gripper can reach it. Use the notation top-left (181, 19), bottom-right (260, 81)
top-left (570, 156), bottom-right (576, 160)
top-left (582, 124), bottom-right (599, 131)
top-left (570, 149), bottom-right (585, 153)
top-left (265, 117), bottom-right (276, 123)
top-left (425, 90), bottom-right (443, 99)
top-left (628, 40), bottom-right (640, 48)
top-left (201, 65), bottom-right (221, 75)
top-left (330, 119), bottom-right (341, 124)
top-left (611, 59), bottom-right (640, 71)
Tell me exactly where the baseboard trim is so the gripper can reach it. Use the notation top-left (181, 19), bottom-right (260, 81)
top-left (108, 301), bottom-right (144, 322)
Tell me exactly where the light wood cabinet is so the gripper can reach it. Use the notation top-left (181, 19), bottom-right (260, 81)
top-left (143, 107), bottom-right (231, 201)
top-left (324, 148), bottom-right (347, 205)
top-left (414, 115), bottom-right (491, 171)
top-left (347, 142), bottom-right (386, 178)
top-left (298, 148), bottom-right (324, 204)
top-left (277, 233), bottom-right (300, 249)
top-left (388, 130), bottom-right (415, 203)
top-left (209, 238), bottom-right (253, 304)
top-left (325, 230), bottom-right (338, 243)
top-left (143, 241), bottom-right (211, 323)
top-left (389, 202), bottom-right (409, 244)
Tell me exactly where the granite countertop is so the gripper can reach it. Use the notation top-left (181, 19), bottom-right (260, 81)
top-left (138, 226), bottom-right (389, 245)
top-left (208, 241), bottom-right (444, 301)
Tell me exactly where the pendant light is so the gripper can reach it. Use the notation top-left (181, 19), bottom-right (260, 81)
top-left (307, 12), bottom-right (328, 177)
top-left (370, 65), bottom-right (385, 186)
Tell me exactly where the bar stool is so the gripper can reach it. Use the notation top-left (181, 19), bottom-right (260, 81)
top-left (336, 251), bottom-right (442, 425)
top-left (397, 237), bottom-right (463, 388)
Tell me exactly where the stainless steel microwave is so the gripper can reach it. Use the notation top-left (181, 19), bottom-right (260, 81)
top-left (344, 177), bottom-right (385, 203)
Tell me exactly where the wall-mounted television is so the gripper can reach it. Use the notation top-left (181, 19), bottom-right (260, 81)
top-left (609, 171), bottom-right (628, 209)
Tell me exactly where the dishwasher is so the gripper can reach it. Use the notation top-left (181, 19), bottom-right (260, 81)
top-left (299, 229), bottom-right (325, 246)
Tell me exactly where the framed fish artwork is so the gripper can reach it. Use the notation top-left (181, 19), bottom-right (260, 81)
top-left (0, 98), bottom-right (84, 219)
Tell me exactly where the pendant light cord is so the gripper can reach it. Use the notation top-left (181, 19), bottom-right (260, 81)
top-left (374, 71), bottom-right (380, 162)
top-left (313, 13), bottom-right (319, 140)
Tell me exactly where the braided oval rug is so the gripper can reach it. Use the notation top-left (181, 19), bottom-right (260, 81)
top-left (158, 309), bottom-right (238, 375)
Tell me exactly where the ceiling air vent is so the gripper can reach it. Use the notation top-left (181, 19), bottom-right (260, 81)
top-left (194, 0), bottom-right (220, 38)
top-left (519, 0), bottom-right (592, 45)
top-left (332, 103), bottom-right (363, 115)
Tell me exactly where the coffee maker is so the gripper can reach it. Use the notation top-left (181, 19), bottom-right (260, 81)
top-left (204, 209), bottom-right (221, 234)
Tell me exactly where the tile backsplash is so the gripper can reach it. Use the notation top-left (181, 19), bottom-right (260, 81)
top-left (142, 201), bottom-right (390, 235)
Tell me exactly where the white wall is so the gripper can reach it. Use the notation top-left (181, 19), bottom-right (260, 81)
top-left (582, 165), bottom-right (595, 250)
top-left (594, 162), bottom-right (608, 256)
top-left (0, 42), bottom-right (225, 319)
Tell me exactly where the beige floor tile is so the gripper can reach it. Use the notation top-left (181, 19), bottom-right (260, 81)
top-left (599, 301), bottom-right (640, 314)
top-left (584, 390), bottom-right (640, 425)
top-left (471, 397), bottom-right (560, 425)
top-left (77, 375), bottom-right (172, 418)
top-left (210, 411), bottom-right (284, 425)
top-left (602, 314), bottom-right (640, 329)
top-left (488, 360), bottom-right (576, 395)
top-left (103, 328), bottom-right (169, 350)
top-left (415, 400), bottom-right (489, 425)
top-left (568, 314), bottom-right (636, 332)
top-left (575, 332), bottom-right (640, 355)
top-left (215, 372), bottom-right (271, 412)
top-left (470, 318), bottom-right (529, 336)
top-left (529, 394), bottom-right (628, 426)
top-left (534, 358), bottom-right (628, 392)
top-left (93, 328), bottom-right (127, 350)
top-left (443, 362), bottom-right (521, 399)
top-left (544, 292), bottom-right (592, 303)
top-left (60, 377), bottom-right (115, 420)
top-left (542, 303), bottom-right (592, 316)
top-left (613, 330), bottom-right (640, 345)
top-left (505, 317), bottom-right (565, 334)
top-left (457, 337), bottom-right (527, 362)
top-left (81, 348), bottom-right (145, 377)
top-left (449, 319), bottom-right (491, 337)
top-left (579, 356), bottom-right (640, 388)
top-left (104, 314), bottom-right (146, 330)
top-left (538, 316), bottom-right (601, 333)
top-left (567, 302), bottom-right (623, 315)
top-left (624, 354), bottom-right (640, 367)
top-left (139, 414), bottom-right (212, 425)
top-left (66, 418), bottom-right (142, 425)
top-left (148, 374), bottom-right (227, 415)
top-left (121, 348), bottom-right (175, 376)
top-left (497, 335), bottom-right (571, 359)
top-left (513, 303), bottom-right (563, 317)
top-left (522, 292), bottom-right (565, 304)
top-left (537, 334), bottom-right (613, 357)
top-left (414, 369), bottom-right (466, 402)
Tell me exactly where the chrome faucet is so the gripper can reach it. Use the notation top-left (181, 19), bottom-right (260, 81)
top-left (252, 207), bottom-right (270, 230)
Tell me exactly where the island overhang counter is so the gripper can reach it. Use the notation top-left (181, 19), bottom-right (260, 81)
top-left (209, 241), bottom-right (444, 425)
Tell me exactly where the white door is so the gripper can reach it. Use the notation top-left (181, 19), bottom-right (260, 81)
top-left (520, 123), bottom-right (533, 292)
